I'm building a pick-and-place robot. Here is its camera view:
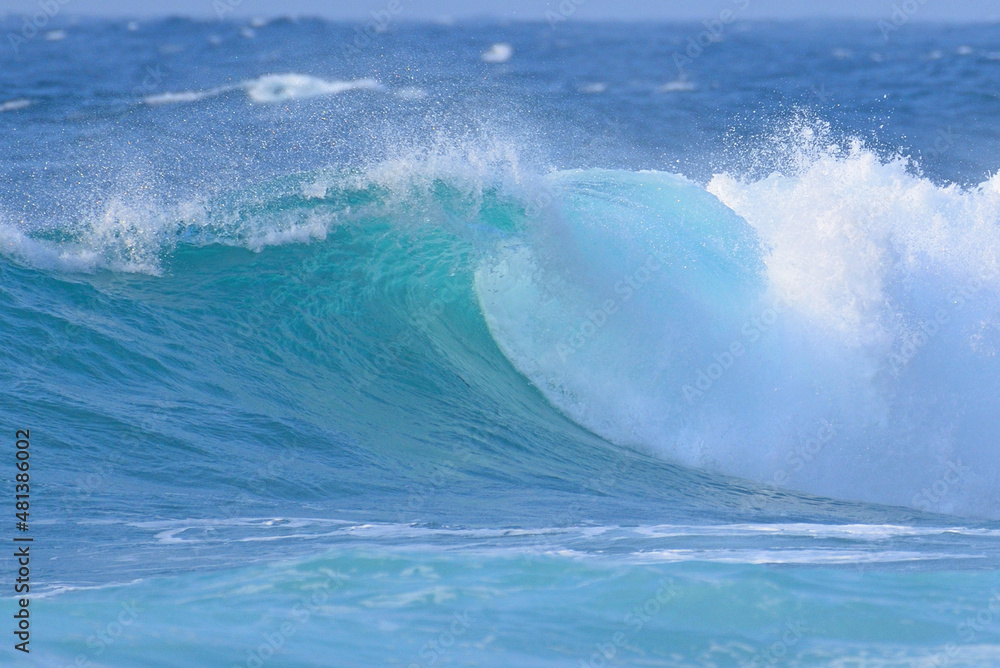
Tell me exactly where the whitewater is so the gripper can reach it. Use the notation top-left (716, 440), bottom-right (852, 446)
top-left (2, 15), bottom-right (1000, 668)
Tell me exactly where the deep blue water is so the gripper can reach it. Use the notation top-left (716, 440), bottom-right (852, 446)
top-left (2, 15), bottom-right (1000, 667)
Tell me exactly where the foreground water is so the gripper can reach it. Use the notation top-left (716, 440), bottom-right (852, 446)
top-left (2, 16), bottom-right (1000, 667)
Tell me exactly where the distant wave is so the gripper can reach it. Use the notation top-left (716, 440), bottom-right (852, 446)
top-left (0, 98), bottom-right (32, 112)
top-left (482, 42), bottom-right (513, 63)
top-left (144, 73), bottom-right (382, 106)
top-left (143, 88), bottom-right (233, 105)
top-left (578, 82), bottom-right (607, 94)
top-left (658, 79), bottom-right (696, 93)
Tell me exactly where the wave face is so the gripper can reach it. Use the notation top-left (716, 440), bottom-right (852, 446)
top-left (477, 139), bottom-right (1000, 517)
top-left (4, 16), bottom-right (1000, 668)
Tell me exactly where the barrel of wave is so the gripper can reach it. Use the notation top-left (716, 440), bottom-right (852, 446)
top-left (474, 168), bottom-right (784, 472)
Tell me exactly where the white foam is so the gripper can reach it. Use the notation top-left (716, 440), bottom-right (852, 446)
top-left (243, 211), bottom-right (335, 251)
top-left (658, 79), bottom-right (696, 93)
top-left (0, 98), bottom-right (31, 112)
top-left (578, 82), bottom-right (607, 94)
top-left (629, 549), bottom-right (973, 565)
top-left (395, 86), bottom-right (428, 100)
top-left (245, 74), bottom-right (381, 103)
top-left (701, 131), bottom-right (1000, 515)
top-left (0, 188), bottom-right (189, 275)
top-left (0, 172), bottom-right (357, 275)
top-left (0, 223), bottom-right (101, 272)
top-left (44, 29), bottom-right (66, 41)
top-left (361, 587), bottom-right (456, 607)
top-left (706, 122), bottom-right (1000, 345)
top-left (301, 178), bottom-right (331, 199)
top-left (144, 87), bottom-right (230, 105)
top-left (32, 579), bottom-right (146, 599)
top-left (632, 523), bottom-right (1000, 539)
top-left (123, 518), bottom-right (996, 566)
top-left (482, 42), bottom-right (513, 63)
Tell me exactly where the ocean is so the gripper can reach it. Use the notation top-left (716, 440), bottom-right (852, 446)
top-left (2, 14), bottom-right (1000, 667)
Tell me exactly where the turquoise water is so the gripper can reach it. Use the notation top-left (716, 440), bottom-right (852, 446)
top-left (2, 16), bottom-right (1000, 667)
